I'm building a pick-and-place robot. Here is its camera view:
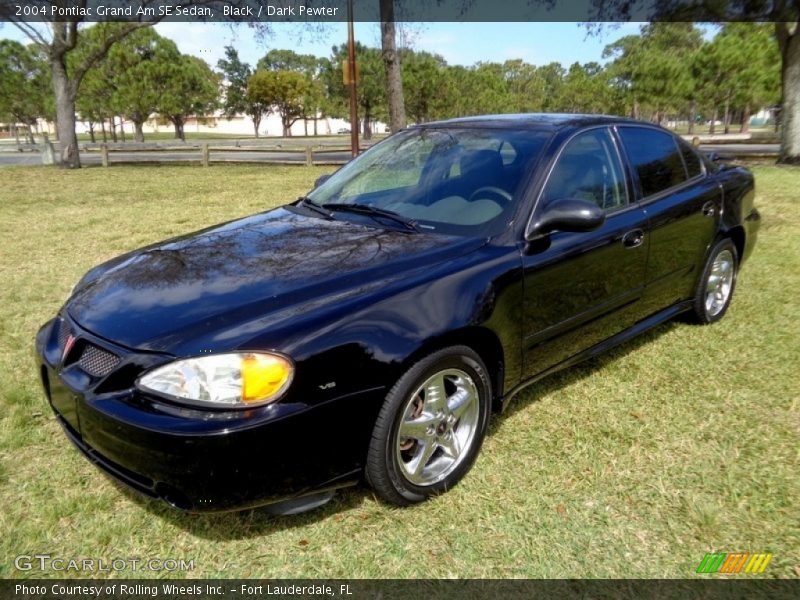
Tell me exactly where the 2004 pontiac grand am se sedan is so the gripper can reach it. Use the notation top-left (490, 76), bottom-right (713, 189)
top-left (36, 114), bottom-right (759, 514)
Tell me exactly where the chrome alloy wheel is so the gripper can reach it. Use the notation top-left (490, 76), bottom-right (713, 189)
top-left (705, 249), bottom-right (735, 317)
top-left (395, 368), bottom-right (480, 486)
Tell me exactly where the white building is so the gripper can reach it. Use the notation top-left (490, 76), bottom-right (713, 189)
top-left (33, 111), bottom-right (384, 139)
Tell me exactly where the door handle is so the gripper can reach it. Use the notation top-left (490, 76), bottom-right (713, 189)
top-left (702, 201), bottom-right (717, 218)
top-left (622, 229), bottom-right (644, 249)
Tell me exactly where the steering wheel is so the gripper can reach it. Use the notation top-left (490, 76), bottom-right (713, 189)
top-left (468, 186), bottom-right (513, 207)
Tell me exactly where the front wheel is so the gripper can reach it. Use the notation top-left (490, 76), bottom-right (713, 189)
top-left (365, 346), bottom-right (491, 506)
top-left (690, 238), bottom-right (739, 324)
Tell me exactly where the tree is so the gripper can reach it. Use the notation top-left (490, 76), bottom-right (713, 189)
top-left (106, 28), bottom-right (180, 143)
top-left (247, 70), bottom-right (312, 136)
top-left (217, 46), bottom-right (270, 138)
top-left (217, 45), bottom-right (251, 119)
top-left (501, 59), bottom-right (546, 113)
top-left (159, 55), bottom-right (219, 141)
top-left (324, 43), bottom-right (387, 138)
top-left (556, 62), bottom-right (614, 114)
top-left (401, 50), bottom-right (449, 123)
top-left (71, 23), bottom-right (128, 143)
top-left (604, 23), bottom-right (703, 123)
top-left (1, 1), bottom-right (278, 167)
top-left (704, 24), bottom-right (780, 133)
top-left (380, 0), bottom-right (407, 132)
top-left (2, 18), bottom-right (152, 167)
top-left (588, 1), bottom-right (800, 163)
top-left (0, 40), bottom-right (51, 144)
top-left (257, 49), bottom-right (318, 73)
top-left (258, 49), bottom-right (325, 135)
top-left (441, 63), bottom-right (509, 117)
top-left (534, 62), bottom-right (567, 113)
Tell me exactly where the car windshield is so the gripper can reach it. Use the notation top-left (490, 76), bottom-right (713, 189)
top-left (306, 127), bottom-right (550, 235)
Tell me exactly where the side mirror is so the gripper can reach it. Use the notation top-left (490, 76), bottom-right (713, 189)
top-left (314, 174), bottom-right (332, 188)
top-left (706, 152), bottom-right (733, 164)
top-left (526, 198), bottom-right (605, 240)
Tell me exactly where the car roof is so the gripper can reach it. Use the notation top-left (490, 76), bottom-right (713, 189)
top-left (414, 113), bottom-right (647, 131)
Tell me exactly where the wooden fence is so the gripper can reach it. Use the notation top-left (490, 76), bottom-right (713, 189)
top-left (79, 140), bottom-right (365, 167)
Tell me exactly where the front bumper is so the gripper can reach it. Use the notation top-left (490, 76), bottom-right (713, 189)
top-left (35, 316), bottom-right (378, 512)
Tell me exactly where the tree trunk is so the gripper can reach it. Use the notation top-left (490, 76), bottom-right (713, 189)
top-left (110, 118), bottom-right (118, 142)
top-left (363, 109), bottom-right (373, 140)
top-left (12, 124), bottom-right (20, 147)
top-left (304, 119), bottom-right (308, 136)
top-left (723, 94), bottom-right (731, 135)
top-left (740, 104), bottom-right (751, 133)
top-left (709, 106), bottom-right (718, 135)
top-left (171, 116), bottom-right (185, 141)
top-left (380, 0), bottom-right (406, 132)
top-left (100, 120), bottom-right (107, 143)
top-left (778, 28), bottom-right (800, 164)
top-left (313, 117), bottom-right (318, 136)
top-left (252, 112), bottom-right (261, 138)
top-left (688, 100), bottom-right (696, 135)
top-left (88, 122), bottom-right (96, 143)
top-left (133, 119), bottom-right (145, 143)
top-left (51, 56), bottom-right (80, 168)
top-left (120, 118), bottom-right (127, 142)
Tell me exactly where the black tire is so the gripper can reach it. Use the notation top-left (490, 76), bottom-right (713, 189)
top-left (365, 346), bottom-right (492, 506)
top-left (689, 238), bottom-right (739, 324)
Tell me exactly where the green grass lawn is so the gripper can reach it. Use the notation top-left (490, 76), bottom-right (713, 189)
top-left (0, 164), bottom-right (797, 579)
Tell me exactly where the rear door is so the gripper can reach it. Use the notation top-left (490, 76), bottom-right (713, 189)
top-left (615, 126), bottom-right (721, 314)
top-left (521, 127), bottom-right (649, 378)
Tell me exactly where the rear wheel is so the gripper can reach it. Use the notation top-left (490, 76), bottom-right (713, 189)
top-left (690, 238), bottom-right (738, 324)
top-left (366, 346), bottom-right (491, 506)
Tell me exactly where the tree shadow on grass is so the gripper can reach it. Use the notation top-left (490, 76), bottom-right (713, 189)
top-left (117, 319), bottom-right (682, 540)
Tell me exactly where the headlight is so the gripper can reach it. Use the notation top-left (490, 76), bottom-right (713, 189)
top-left (137, 352), bottom-right (294, 409)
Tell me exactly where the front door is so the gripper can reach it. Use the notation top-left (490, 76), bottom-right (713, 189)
top-left (521, 127), bottom-right (649, 378)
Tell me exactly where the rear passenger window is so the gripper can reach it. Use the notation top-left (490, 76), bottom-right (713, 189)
top-left (618, 127), bottom-right (687, 197)
top-left (677, 138), bottom-right (703, 178)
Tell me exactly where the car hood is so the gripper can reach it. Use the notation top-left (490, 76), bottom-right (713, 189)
top-left (66, 207), bottom-right (484, 352)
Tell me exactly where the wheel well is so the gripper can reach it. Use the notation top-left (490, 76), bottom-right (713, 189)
top-left (725, 225), bottom-right (746, 262)
top-left (401, 328), bottom-right (505, 405)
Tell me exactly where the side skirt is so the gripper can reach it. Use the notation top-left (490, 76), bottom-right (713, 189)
top-left (498, 300), bottom-right (693, 412)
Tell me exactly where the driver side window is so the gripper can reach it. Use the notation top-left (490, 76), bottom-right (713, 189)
top-left (542, 128), bottom-right (627, 211)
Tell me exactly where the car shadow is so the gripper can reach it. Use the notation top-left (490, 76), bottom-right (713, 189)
top-left (114, 482), bottom-right (373, 540)
top-left (495, 319), bottom-right (680, 424)
top-left (118, 319), bottom-right (681, 539)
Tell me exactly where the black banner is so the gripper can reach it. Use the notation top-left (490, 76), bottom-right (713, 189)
top-left (3, 579), bottom-right (800, 600)
top-left (0, 0), bottom-right (797, 23)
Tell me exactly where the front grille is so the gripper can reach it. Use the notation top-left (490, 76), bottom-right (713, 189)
top-left (77, 344), bottom-right (120, 377)
top-left (57, 318), bottom-right (70, 348)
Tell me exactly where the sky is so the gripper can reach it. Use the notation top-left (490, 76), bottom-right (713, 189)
top-left (0, 21), bottom-right (646, 69)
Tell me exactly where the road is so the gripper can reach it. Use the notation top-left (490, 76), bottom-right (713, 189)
top-left (0, 148), bottom-right (353, 167)
top-left (0, 144), bottom-right (781, 168)
top-left (698, 143), bottom-right (780, 156)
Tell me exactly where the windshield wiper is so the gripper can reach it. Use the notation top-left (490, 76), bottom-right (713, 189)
top-left (321, 203), bottom-right (419, 232)
top-left (297, 196), bottom-right (334, 219)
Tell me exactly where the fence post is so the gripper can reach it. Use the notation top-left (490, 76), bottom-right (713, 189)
top-left (305, 145), bottom-right (313, 167)
top-left (41, 133), bottom-right (57, 165)
top-left (101, 143), bottom-right (109, 168)
top-left (202, 143), bottom-right (210, 167)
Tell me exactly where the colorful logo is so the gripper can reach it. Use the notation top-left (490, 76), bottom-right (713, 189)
top-left (696, 552), bottom-right (773, 574)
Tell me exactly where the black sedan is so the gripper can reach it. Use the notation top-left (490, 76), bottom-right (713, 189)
top-left (35, 114), bottom-right (760, 514)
